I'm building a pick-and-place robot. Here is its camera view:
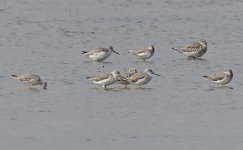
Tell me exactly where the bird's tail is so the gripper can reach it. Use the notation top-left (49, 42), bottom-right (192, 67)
top-left (11, 74), bottom-right (18, 79)
top-left (203, 75), bottom-right (208, 79)
top-left (128, 50), bottom-right (136, 55)
top-left (81, 51), bottom-right (87, 54)
top-left (172, 47), bottom-right (184, 54)
top-left (86, 76), bottom-right (92, 80)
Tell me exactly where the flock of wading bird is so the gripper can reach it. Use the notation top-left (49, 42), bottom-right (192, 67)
top-left (11, 37), bottom-right (233, 90)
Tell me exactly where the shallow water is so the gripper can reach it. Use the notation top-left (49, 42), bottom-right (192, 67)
top-left (1, 0), bottom-right (243, 150)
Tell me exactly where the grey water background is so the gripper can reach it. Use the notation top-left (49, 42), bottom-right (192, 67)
top-left (0, 0), bottom-right (243, 149)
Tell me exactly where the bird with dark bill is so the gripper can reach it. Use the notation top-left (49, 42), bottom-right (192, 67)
top-left (203, 69), bottom-right (233, 88)
top-left (172, 38), bottom-right (207, 59)
top-left (82, 46), bottom-right (119, 61)
top-left (12, 73), bottom-right (47, 89)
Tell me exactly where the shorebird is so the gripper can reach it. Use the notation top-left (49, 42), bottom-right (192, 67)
top-left (128, 45), bottom-right (155, 61)
top-left (86, 70), bottom-right (122, 89)
top-left (172, 38), bottom-right (207, 59)
top-left (11, 73), bottom-right (47, 89)
top-left (203, 69), bottom-right (233, 88)
top-left (117, 68), bottom-right (137, 88)
top-left (82, 46), bottom-right (119, 61)
top-left (125, 68), bottom-right (160, 86)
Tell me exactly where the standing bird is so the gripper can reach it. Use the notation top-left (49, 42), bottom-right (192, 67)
top-left (203, 69), bottom-right (233, 88)
top-left (125, 68), bottom-right (160, 86)
top-left (86, 70), bottom-right (122, 90)
top-left (172, 39), bottom-right (207, 59)
top-left (128, 45), bottom-right (155, 61)
top-left (82, 46), bottom-right (119, 61)
top-left (11, 73), bottom-right (47, 89)
top-left (117, 68), bottom-right (137, 88)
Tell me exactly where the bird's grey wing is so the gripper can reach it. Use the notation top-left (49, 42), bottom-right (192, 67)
top-left (129, 72), bottom-right (147, 82)
top-left (210, 72), bottom-right (226, 81)
top-left (87, 48), bottom-right (107, 55)
top-left (16, 73), bottom-right (36, 81)
top-left (129, 48), bottom-right (147, 55)
top-left (87, 72), bottom-right (110, 82)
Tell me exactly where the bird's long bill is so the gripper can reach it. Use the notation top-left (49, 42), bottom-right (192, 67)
top-left (112, 49), bottom-right (120, 55)
top-left (152, 71), bottom-right (161, 76)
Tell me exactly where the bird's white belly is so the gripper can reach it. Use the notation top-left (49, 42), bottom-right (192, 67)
top-left (94, 76), bottom-right (116, 86)
top-left (138, 52), bottom-right (152, 59)
top-left (183, 51), bottom-right (198, 57)
top-left (90, 52), bottom-right (110, 61)
top-left (134, 76), bottom-right (152, 86)
top-left (183, 48), bottom-right (206, 57)
top-left (214, 76), bottom-right (232, 85)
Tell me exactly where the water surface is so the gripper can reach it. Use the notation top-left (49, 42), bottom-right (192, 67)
top-left (0, 0), bottom-right (243, 150)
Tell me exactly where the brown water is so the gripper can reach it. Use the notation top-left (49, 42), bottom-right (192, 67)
top-left (1, 0), bottom-right (243, 150)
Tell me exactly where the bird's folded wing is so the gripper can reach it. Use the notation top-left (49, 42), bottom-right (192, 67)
top-left (210, 72), bottom-right (226, 81)
top-left (129, 48), bottom-right (147, 55)
top-left (16, 73), bottom-right (35, 81)
top-left (88, 72), bottom-right (110, 82)
top-left (87, 48), bottom-right (106, 55)
top-left (180, 42), bottom-right (201, 52)
top-left (129, 73), bottom-right (146, 82)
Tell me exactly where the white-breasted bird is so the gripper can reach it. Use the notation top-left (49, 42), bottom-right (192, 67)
top-left (12, 73), bottom-right (47, 89)
top-left (125, 68), bottom-right (160, 86)
top-left (203, 69), bottom-right (233, 88)
top-left (128, 45), bottom-right (155, 61)
top-left (172, 39), bottom-right (207, 59)
top-left (82, 46), bottom-right (119, 61)
top-left (86, 70), bottom-right (122, 89)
